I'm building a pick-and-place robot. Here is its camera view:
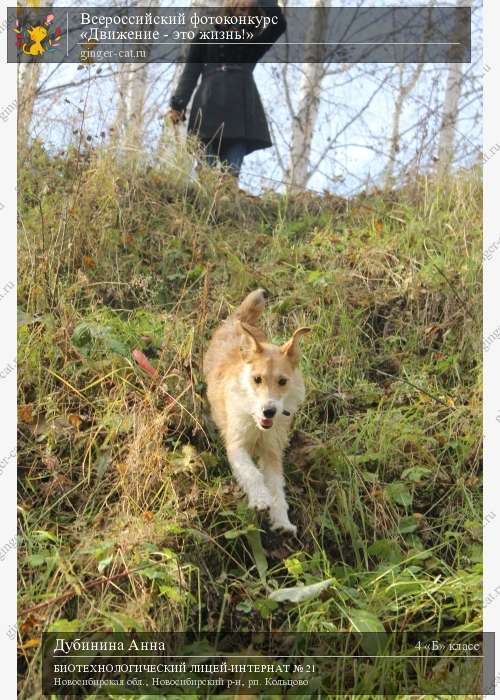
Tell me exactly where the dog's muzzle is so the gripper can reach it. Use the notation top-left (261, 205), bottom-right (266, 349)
top-left (259, 417), bottom-right (274, 429)
top-left (259, 406), bottom-right (277, 429)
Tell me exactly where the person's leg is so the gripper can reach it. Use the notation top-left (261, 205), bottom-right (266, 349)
top-left (204, 141), bottom-right (220, 170)
top-left (219, 142), bottom-right (247, 178)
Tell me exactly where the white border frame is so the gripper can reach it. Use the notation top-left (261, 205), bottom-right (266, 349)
top-left (0, 0), bottom-right (18, 695)
top-left (483, 0), bottom-right (499, 695)
top-left (0, 0), bottom-right (498, 696)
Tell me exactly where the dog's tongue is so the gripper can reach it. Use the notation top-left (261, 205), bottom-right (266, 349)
top-left (260, 417), bottom-right (273, 428)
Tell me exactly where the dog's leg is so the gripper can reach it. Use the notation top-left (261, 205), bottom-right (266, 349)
top-left (226, 446), bottom-right (273, 511)
top-left (260, 448), bottom-right (296, 535)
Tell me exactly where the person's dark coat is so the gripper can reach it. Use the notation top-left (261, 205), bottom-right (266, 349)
top-left (169, 2), bottom-right (286, 155)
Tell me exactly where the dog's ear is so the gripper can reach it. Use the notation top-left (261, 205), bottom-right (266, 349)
top-left (281, 327), bottom-right (311, 364)
top-left (238, 321), bottom-right (263, 360)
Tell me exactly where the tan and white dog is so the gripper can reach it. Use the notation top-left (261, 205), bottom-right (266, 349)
top-left (203, 289), bottom-right (310, 534)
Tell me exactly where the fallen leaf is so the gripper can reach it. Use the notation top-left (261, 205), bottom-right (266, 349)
top-left (68, 414), bottom-right (82, 429)
top-left (42, 455), bottom-right (59, 471)
top-left (40, 474), bottom-right (72, 497)
top-left (132, 348), bottom-right (158, 378)
top-left (18, 404), bottom-right (34, 424)
top-left (20, 614), bottom-right (39, 635)
top-left (82, 255), bottom-right (95, 269)
top-left (269, 578), bottom-right (334, 603)
top-left (19, 638), bottom-right (41, 650)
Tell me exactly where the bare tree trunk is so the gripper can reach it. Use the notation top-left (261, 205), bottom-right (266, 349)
top-left (124, 65), bottom-right (148, 151)
top-left (111, 63), bottom-right (149, 154)
top-left (436, 62), bottom-right (464, 175)
top-left (286, 0), bottom-right (330, 191)
top-left (111, 1), bottom-right (155, 155)
top-left (18, 63), bottom-right (41, 149)
top-left (436, 0), bottom-right (470, 175)
top-left (157, 61), bottom-right (184, 159)
top-left (383, 63), bottom-right (424, 188)
top-left (16, 1), bottom-right (46, 149)
top-left (158, 0), bottom-right (205, 158)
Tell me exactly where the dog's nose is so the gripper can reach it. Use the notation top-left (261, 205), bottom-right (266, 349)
top-left (263, 407), bottom-right (277, 419)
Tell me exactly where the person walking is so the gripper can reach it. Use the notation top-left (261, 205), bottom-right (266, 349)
top-left (168, 0), bottom-right (286, 179)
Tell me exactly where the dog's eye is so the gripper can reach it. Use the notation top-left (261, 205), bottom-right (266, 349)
top-left (254, 376), bottom-right (262, 384)
top-left (278, 377), bottom-right (287, 386)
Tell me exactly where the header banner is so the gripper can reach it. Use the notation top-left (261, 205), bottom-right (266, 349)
top-left (7, 6), bottom-right (471, 64)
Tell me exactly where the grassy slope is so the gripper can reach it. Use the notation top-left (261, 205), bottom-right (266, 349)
top-left (18, 145), bottom-right (482, 697)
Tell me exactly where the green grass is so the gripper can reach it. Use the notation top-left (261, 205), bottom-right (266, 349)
top-left (17, 142), bottom-right (482, 698)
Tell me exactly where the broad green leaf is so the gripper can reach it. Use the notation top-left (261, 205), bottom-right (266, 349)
top-left (401, 466), bottom-right (431, 482)
top-left (33, 530), bottom-right (59, 543)
top-left (284, 556), bottom-right (304, 577)
top-left (346, 608), bottom-right (388, 656)
top-left (367, 539), bottom-right (402, 562)
top-left (386, 482), bottom-right (413, 507)
top-left (138, 566), bottom-right (168, 580)
top-left (159, 585), bottom-right (184, 603)
top-left (254, 598), bottom-right (279, 619)
top-left (245, 529), bottom-right (268, 585)
top-left (235, 599), bottom-right (253, 613)
top-left (48, 619), bottom-right (81, 633)
top-left (97, 554), bottom-right (113, 573)
top-left (28, 552), bottom-right (55, 567)
top-left (106, 612), bottom-right (142, 632)
top-left (347, 608), bottom-right (386, 634)
top-left (224, 524), bottom-right (259, 540)
top-left (398, 515), bottom-right (419, 533)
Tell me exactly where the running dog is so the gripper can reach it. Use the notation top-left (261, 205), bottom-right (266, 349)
top-left (203, 289), bottom-right (310, 534)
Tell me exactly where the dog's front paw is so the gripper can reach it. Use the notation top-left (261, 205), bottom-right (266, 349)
top-left (248, 488), bottom-right (273, 512)
top-left (269, 513), bottom-right (297, 536)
